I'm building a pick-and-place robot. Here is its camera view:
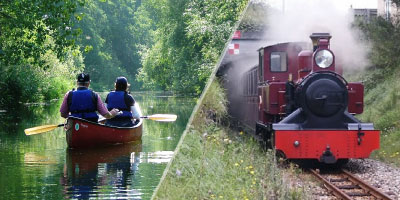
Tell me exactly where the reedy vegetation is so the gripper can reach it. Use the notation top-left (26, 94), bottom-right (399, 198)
top-left (0, 0), bottom-right (84, 105)
top-left (153, 80), bottom-right (306, 199)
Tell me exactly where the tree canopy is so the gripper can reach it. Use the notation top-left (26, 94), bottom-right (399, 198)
top-left (136, 0), bottom-right (248, 94)
top-left (0, 0), bottom-right (84, 106)
top-left (72, 0), bottom-right (143, 91)
top-left (0, 0), bottom-right (84, 65)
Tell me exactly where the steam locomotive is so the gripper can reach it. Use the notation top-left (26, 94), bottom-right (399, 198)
top-left (225, 33), bottom-right (380, 164)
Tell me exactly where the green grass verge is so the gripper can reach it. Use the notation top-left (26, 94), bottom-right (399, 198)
top-left (152, 80), bottom-right (307, 200)
top-left (347, 68), bottom-right (400, 165)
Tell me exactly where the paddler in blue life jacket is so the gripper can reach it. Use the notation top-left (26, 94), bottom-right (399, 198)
top-left (104, 77), bottom-right (140, 127)
top-left (60, 73), bottom-right (120, 122)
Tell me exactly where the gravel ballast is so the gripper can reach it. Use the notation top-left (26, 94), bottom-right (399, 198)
top-left (285, 159), bottom-right (400, 199)
top-left (344, 159), bottom-right (400, 199)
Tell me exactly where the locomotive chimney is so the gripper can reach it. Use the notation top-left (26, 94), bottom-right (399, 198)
top-left (310, 33), bottom-right (331, 51)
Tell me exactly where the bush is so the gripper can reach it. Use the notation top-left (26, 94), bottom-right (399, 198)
top-left (0, 47), bottom-right (83, 106)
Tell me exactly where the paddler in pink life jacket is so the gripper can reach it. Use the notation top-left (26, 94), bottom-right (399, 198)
top-left (104, 77), bottom-right (140, 127)
top-left (59, 73), bottom-right (120, 123)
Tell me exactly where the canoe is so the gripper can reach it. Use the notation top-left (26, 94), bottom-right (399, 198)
top-left (65, 117), bottom-right (143, 149)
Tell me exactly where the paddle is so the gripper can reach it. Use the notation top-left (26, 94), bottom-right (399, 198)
top-left (99, 114), bottom-right (178, 122)
top-left (98, 114), bottom-right (178, 122)
top-left (25, 114), bottom-right (177, 136)
top-left (24, 124), bottom-right (64, 136)
top-left (141, 114), bottom-right (177, 122)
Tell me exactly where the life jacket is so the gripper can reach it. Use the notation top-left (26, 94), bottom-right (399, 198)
top-left (67, 87), bottom-right (98, 121)
top-left (106, 91), bottom-right (133, 119)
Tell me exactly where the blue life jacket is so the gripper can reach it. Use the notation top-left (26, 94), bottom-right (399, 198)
top-left (67, 87), bottom-right (98, 121)
top-left (106, 91), bottom-right (133, 119)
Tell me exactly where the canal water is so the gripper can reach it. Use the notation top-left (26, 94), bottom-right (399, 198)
top-left (0, 92), bottom-right (196, 200)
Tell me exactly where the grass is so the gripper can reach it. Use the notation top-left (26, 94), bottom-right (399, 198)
top-left (347, 67), bottom-right (400, 165)
top-left (152, 80), bottom-right (307, 200)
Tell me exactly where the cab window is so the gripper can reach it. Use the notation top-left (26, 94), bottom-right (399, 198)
top-left (259, 49), bottom-right (264, 81)
top-left (270, 52), bottom-right (287, 72)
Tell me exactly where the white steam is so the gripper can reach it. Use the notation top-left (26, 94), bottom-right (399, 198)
top-left (265, 0), bottom-right (370, 70)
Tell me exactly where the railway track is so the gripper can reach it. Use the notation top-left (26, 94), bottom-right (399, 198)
top-left (309, 169), bottom-right (393, 200)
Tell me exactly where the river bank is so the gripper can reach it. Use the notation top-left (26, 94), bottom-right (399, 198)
top-left (152, 80), bottom-right (309, 199)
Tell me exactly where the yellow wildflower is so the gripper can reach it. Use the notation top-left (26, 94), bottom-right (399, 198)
top-left (235, 163), bottom-right (239, 166)
top-left (250, 171), bottom-right (255, 175)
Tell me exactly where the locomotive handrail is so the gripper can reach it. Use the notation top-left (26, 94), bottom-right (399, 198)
top-left (311, 70), bottom-right (348, 85)
top-left (296, 70), bottom-right (348, 93)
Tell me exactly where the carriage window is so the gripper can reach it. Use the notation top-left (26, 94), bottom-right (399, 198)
top-left (259, 49), bottom-right (264, 81)
top-left (242, 77), bottom-right (245, 96)
top-left (247, 73), bottom-right (251, 96)
top-left (270, 52), bottom-right (287, 72)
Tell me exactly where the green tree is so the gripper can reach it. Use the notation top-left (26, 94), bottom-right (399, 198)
top-left (137, 0), bottom-right (248, 94)
top-left (0, 0), bottom-right (85, 106)
top-left (357, 16), bottom-right (400, 90)
top-left (74, 0), bottom-right (143, 91)
top-left (0, 0), bottom-right (84, 65)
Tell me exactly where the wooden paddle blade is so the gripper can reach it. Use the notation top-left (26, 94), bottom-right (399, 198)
top-left (24, 124), bottom-right (64, 135)
top-left (144, 114), bottom-right (177, 122)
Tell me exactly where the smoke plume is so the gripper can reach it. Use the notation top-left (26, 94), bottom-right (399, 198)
top-left (265, 0), bottom-right (370, 70)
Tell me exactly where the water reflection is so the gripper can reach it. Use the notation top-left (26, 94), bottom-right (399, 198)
top-left (139, 151), bottom-right (175, 164)
top-left (61, 144), bottom-right (176, 199)
top-left (63, 143), bottom-right (142, 199)
top-left (24, 152), bottom-right (58, 165)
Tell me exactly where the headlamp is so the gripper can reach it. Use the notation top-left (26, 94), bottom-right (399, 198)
top-left (315, 50), bottom-right (333, 68)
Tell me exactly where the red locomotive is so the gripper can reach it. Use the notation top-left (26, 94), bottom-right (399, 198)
top-left (237, 33), bottom-right (379, 164)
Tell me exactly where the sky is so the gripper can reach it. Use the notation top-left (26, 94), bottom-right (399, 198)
top-left (268, 0), bottom-right (378, 10)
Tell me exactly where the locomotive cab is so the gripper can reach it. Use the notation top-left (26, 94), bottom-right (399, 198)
top-left (254, 33), bottom-right (380, 164)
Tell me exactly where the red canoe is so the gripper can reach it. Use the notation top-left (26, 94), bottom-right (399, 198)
top-left (65, 117), bottom-right (143, 149)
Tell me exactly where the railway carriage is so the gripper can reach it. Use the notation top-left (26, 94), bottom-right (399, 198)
top-left (241, 33), bottom-right (380, 164)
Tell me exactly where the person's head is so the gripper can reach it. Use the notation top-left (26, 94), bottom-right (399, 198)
top-left (115, 76), bottom-right (129, 91)
top-left (76, 73), bottom-right (90, 87)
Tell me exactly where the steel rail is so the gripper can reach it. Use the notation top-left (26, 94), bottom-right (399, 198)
top-left (341, 169), bottom-right (393, 200)
top-left (309, 169), bottom-right (394, 200)
top-left (309, 169), bottom-right (352, 200)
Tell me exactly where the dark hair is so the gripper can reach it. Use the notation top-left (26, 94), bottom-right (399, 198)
top-left (77, 73), bottom-right (90, 83)
top-left (115, 77), bottom-right (128, 91)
